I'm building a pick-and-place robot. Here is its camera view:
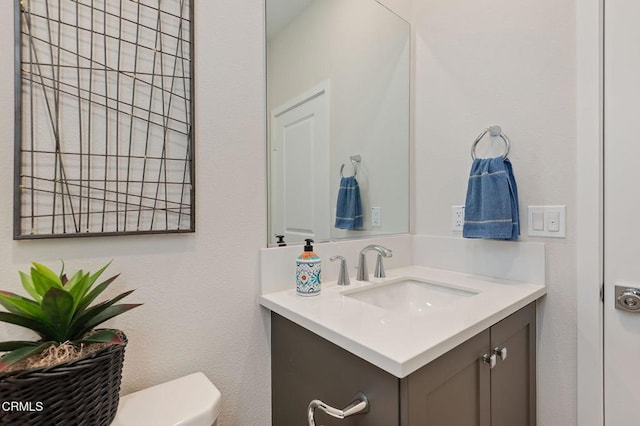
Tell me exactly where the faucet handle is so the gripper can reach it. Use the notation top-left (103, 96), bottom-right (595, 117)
top-left (356, 245), bottom-right (393, 281)
top-left (330, 256), bottom-right (350, 286)
top-left (374, 253), bottom-right (387, 278)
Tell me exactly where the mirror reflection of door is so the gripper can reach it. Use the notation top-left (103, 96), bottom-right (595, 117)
top-left (270, 83), bottom-right (331, 245)
top-left (266, 0), bottom-right (410, 247)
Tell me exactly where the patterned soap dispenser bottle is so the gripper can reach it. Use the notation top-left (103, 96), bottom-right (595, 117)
top-left (296, 239), bottom-right (321, 296)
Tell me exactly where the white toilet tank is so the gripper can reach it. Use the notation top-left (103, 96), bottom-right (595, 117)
top-left (111, 372), bottom-right (222, 426)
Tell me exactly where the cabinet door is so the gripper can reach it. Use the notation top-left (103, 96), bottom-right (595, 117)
top-left (271, 313), bottom-right (400, 426)
top-left (402, 330), bottom-right (491, 426)
top-left (490, 302), bottom-right (536, 426)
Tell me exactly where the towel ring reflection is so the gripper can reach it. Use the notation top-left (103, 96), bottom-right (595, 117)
top-left (471, 125), bottom-right (511, 160)
top-left (340, 155), bottom-right (361, 178)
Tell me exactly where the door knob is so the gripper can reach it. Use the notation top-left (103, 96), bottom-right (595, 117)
top-left (615, 286), bottom-right (640, 312)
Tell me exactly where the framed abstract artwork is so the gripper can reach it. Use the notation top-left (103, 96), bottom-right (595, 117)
top-left (14, 0), bottom-right (195, 238)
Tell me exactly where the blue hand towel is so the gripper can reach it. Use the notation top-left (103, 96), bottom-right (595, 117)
top-left (462, 156), bottom-right (520, 240)
top-left (335, 176), bottom-right (363, 230)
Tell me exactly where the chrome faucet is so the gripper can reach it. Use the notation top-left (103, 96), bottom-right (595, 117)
top-left (330, 255), bottom-right (351, 286)
top-left (356, 245), bottom-right (393, 281)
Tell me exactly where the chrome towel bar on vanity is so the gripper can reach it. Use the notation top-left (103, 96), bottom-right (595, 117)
top-left (307, 393), bottom-right (370, 426)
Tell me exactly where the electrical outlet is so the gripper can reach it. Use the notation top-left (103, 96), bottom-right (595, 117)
top-left (452, 205), bottom-right (465, 231)
top-left (371, 207), bottom-right (382, 227)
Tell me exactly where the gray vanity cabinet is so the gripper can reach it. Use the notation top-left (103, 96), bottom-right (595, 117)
top-left (271, 302), bottom-right (536, 426)
top-left (271, 312), bottom-right (400, 425)
top-left (490, 303), bottom-right (537, 426)
top-left (403, 303), bottom-right (536, 426)
top-left (402, 329), bottom-right (491, 425)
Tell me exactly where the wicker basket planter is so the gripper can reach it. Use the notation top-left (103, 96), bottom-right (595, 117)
top-left (0, 332), bottom-right (127, 425)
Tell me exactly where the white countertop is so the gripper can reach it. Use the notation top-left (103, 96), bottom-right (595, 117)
top-left (259, 265), bottom-right (546, 378)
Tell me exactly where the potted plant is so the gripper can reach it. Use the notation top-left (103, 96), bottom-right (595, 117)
top-left (0, 261), bottom-right (141, 425)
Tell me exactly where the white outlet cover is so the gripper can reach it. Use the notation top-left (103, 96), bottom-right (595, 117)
top-left (371, 207), bottom-right (382, 227)
top-left (451, 205), bottom-right (465, 232)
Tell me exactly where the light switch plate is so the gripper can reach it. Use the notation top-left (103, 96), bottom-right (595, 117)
top-left (527, 205), bottom-right (566, 238)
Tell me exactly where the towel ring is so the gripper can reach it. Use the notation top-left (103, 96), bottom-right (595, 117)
top-left (340, 155), bottom-right (361, 178)
top-left (471, 125), bottom-right (511, 160)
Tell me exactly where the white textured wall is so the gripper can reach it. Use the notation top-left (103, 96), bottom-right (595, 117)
top-left (412, 0), bottom-right (577, 425)
top-left (0, 1), bottom-right (269, 425)
top-left (377, 0), bottom-right (411, 21)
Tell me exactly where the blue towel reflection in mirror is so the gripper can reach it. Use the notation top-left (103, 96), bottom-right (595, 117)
top-left (335, 176), bottom-right (364, 230)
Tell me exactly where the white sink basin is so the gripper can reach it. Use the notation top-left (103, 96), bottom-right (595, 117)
top-left (343, 278), bottom-right (478, 314)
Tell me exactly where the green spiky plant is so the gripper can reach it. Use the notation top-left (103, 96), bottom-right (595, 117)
top-left (0, 261), bottom-right (141, 371)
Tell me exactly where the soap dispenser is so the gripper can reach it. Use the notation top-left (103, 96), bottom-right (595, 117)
top-left (296, 239), bottom-right (321, 296)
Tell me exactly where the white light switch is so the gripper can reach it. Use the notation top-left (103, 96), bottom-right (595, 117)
top-left (532, 212), bottom-right (544, 231)
top-left (547, 212), bottom-right (560, 232)
top-left (528, 206), bottom-right (566, 238)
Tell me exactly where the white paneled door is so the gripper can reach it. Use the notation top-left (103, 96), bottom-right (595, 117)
top-left (270, 83), bottom-right (331, 245)
top-left (604, 1), bottom-right (640, 424)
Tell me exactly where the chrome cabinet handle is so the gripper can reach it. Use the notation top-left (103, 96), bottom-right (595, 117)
top-left (493, 346), bottom-right (508, 361)
top-left (308, 392), bottom-right (369, 426)
top-left (482, 353), bottom-right (496, 369)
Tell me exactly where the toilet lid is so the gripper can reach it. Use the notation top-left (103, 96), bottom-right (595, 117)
top-left (111, 372), bottom-right (221, 426)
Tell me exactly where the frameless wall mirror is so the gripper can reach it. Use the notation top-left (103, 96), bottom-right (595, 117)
top-left (266, 0), bottom-right (410, 247)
